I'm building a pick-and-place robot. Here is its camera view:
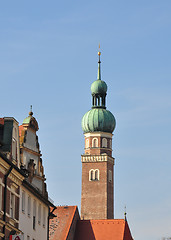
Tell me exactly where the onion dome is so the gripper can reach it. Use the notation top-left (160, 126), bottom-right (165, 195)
top-left (82, 108), bottom-right (116, 133)
top-left (23, 106), bottom-right (39, 131)
top-left (81, 48), bottom-right (116, 134)
top-left (91, 80), bottom-right (107, 95)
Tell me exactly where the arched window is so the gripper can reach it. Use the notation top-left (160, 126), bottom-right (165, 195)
top-left (86, 139), bottom-right (89, 148)
top-left (109, 170), bottom-right (112, 182)
top-left (89, 169), bottom-right (94, 181)
top-left (92, 138), bottom-right (98, 148)
top-left (95, 169), bottom-right (99, 180)
top-left (102, 138), bottom-right (107, 148)
top-left (109, 139), bottom-right (112, 149)
top-left (89, 169), bottom-right (100, 181)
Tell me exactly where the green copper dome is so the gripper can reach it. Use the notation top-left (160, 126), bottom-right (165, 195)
top-left (23, 106), bottom-right (39, 131)
top-left (91, 80), bottom-right (107, 95)
top-left (82, 50), bottom-right (116, 134)
top-left (82, 108), bottom-right (116, 133)
top-left (23, 115), bottom-right (32, 124)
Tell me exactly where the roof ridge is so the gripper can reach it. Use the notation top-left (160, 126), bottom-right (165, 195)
top-left (63, 206), bottom-right (78, 240)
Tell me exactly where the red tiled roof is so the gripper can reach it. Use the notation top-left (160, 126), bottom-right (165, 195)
top-left (49, 206), bottom-right (78, 240)
top-left (74, 219), bottom-right (133, 240)
top-left (0, 118), bottom-right (4, 125)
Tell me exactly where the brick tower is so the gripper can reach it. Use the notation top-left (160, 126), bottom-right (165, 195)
top-left (81, 49), bottom-right (116, 220)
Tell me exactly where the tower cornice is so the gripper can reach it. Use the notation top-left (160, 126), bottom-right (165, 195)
top-left (84, 132), bottom-right (113, 138)
top-left (81, 154), bottom-right (115, 165)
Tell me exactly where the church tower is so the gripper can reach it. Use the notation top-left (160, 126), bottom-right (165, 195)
top-left (81, 49), bottom-right (116, 220)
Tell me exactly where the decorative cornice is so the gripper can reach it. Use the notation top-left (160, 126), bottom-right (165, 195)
top-left (0, 211), bottom-right (4, 220)
top-left (20, 146), bottom-right (41, 156)
top-left (6, 222), bottom-right (21, 233)
top-left (0, 157), bottom-right (10, 174)
top-left (8, 168), bottom-right (25, 186)
top-left (85, 147), bottom-right (112, 151)
top-left (7, 186), bottom-right (20, 198)
top-left (81, 154), bottom-right (115, 165)
top-left (84, 132), bottom-right (113, 138)
top-left (22, 180), bottom-right (54, 207)
top-left (0, 232), bottom-right (4, 237)
top-left (9, 217), bottom-right (19, 226)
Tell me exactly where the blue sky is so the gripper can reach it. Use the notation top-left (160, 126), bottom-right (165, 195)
top-left (1, 1), bottom-right (171, 239)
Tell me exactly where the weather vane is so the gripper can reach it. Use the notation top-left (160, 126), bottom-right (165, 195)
top-left (98, 43), bottom-right (101, 56)
top-left (124, 205), bottom-right (127, 220)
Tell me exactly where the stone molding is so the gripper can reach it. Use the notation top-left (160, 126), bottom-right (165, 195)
top-left (81, 154), bottom-right (115, 165)
top-left (9, 169), bottom-right (25, 186)
top-left (84, 132), bottom-right (113, 138)
top-left (0, 157), bottom-right (9, 174)
top-left (20, 146), bottom-right (41, 156)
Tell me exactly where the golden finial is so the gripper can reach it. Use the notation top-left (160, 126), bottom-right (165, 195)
top-left (98, 43), bottom-right (101, 56)
top-left (29, 105), bottom-right (33, 116)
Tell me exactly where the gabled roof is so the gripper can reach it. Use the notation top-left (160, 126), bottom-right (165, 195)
top-left (49, 206), bottom-right (80, 240)
top-left (0, 118), bottom-right (4, 125)
top-left (74, 219), bottom-right (133, 240)
top-left (49, 206), bottom-right (133, 240)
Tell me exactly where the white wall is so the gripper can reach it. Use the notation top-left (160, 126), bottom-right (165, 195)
top-left (24, 129), bottom-right (39, 153)
top-left (19, 185), bottom-right (49, 240)
top-left (23, 152), bottom-right (39, 173)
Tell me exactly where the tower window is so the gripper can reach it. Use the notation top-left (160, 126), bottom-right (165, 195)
top-left (102, 138), bottom-right (107, 148)
top-left (89, 169), bottom-right (100, 181)
top-left (95, 169), bottom-right (99, 180)
top-left (92, 138), bottom-right (98, 148)
top-left (86, 139), bottom-right (89, 148)
top-left (89, 169), bottom-right (94, 181)
top-left (109, 170), bottom-right (112, 182)
top-left (109, 139), bottom-right (112, 149)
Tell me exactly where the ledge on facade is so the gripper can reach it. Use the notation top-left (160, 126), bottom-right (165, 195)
top-left (0, 210), bottom-right (4, 217)
top-left (23, 179), bottom-right (55, 207)
top-left (0, 151), bottom-right (27, 178)
top-left (9, 217), bottom-right (19, 226)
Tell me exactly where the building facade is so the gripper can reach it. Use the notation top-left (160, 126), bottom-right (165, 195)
top-left (0, 118), bottom-right (25, 239)
top-left (0, 112), bottom-right (54, 240)
top-left (18, 110), bottom-right (53, 240)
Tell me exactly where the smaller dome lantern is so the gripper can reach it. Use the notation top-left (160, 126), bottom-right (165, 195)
top-left (91, 80), bottom-right (107, 95)
top-left (81, 48), bottom-right (116, 134)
